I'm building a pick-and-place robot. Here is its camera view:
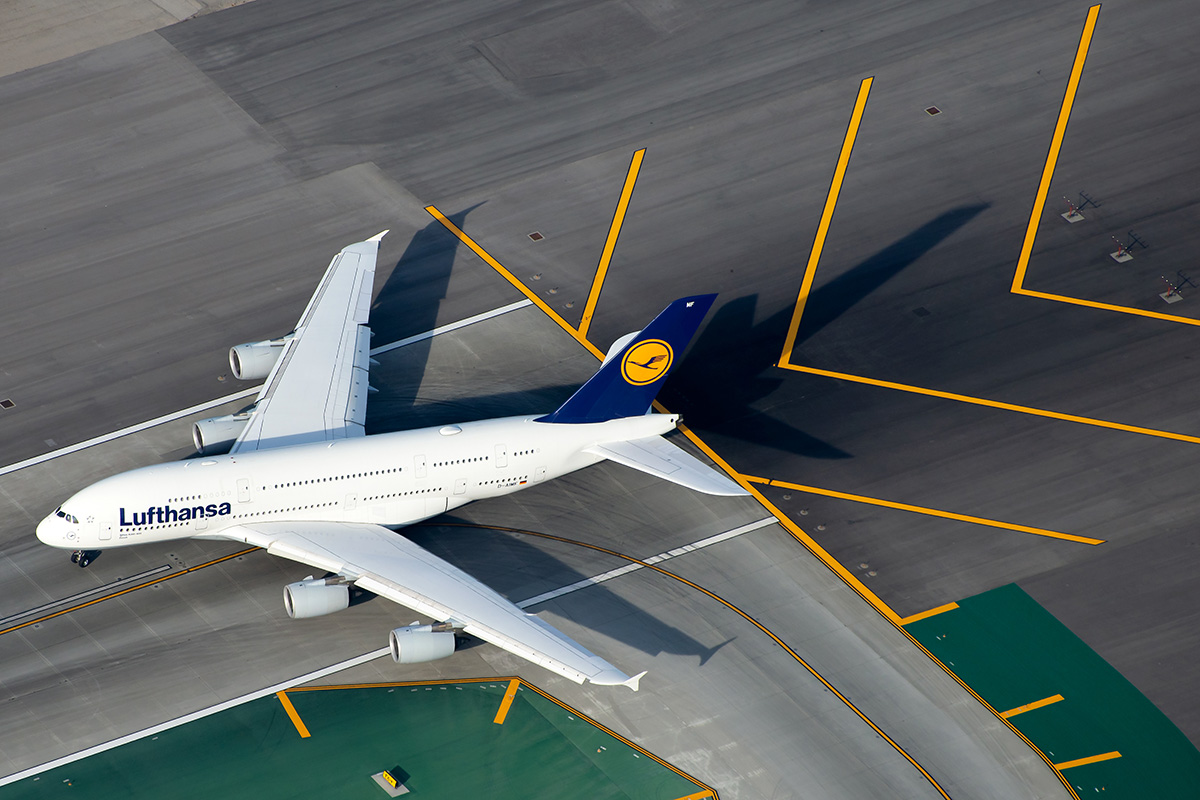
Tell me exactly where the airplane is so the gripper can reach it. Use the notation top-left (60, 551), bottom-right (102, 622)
top-left (35, 231), bottom-right (747, 690)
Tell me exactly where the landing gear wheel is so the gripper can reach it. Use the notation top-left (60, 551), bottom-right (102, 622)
top-left (77, 554), bottom-right (91, 568)
top-left (77, 550), bottom-right (99, 568)
top-left (70, 550), bottom-right (82, 564)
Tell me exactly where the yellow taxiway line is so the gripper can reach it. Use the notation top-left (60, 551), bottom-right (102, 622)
top-left (449, 522), bottom-right (950, 800)
top-left (579, 149), bottom-right (646, 338)
top-left (493, 678), bottom-right (520, 724)
top-left (1001, 694), bottom-right (1065, 719)
top-left (425, 205), bottom-right (604, 360)
top-left (780, 76), bottom-right (873, 367)
top-left (899, 602), bottom-right (960, 625)
top-left (779, 363), bottom-right (1200, 446)
top-left (1054, 750), bottom-right (1121, 770)
top-left (746, 476), bottom-right (1105, 545)
top-left (1011, 4), bottom-right (1100, 291)
top-left (276, 690), bottom-right (311, 738)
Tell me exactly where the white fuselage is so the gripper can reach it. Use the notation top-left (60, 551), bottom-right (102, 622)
top-left (36, 413), bottom-right (678, 551)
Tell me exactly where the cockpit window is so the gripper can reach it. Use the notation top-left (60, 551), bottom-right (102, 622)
top-left (55, 508), bottom-right (79, 524)
top-left (55, 508), bottom-right (66, 518)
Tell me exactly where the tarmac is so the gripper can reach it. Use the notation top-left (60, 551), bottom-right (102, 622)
top-left (2, 0), bottom-right (1198, 798)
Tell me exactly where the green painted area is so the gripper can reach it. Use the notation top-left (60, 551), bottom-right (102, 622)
top-left (7, 682), bottom-right (703, 800)
top-left (906, 583), bottom-right (1200, 799)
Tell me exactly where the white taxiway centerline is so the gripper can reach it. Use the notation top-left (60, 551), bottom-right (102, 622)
top-left (516, 516), bottom-right (778, 608)
top-left (0, 514), bottom-right (775, 786)
top-left (0, 299), bottom-right (533, 478)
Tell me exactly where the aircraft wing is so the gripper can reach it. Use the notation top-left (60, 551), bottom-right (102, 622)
top-left (217, 520), bottom-right (645, 690)
top-left (231, 232), bottom-right (386, 453)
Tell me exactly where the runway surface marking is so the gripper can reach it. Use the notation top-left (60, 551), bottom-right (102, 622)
top-left (275, 690), bottom-right (312, 738)
top-left (579, 149), bottom-right (646, 338)
top-left (1009, 5), bottom-right (1200, 327)
top-left (779, 76), bottom-right (874, 366)
top-left (900, 602), bottom-right (959, 625)
top-left (0, 647), bottom-right (391, 787)
top-left (0, 548), bottom-right (254, 638)
top-left (1001, 694), bottom-right (1065, 719)
top-left (426, 205), bottom-right (605, 360)
top-left (463, 522), bottom-right (952, 800)
top-left (293, 678), bottom-right (716, 794)
top-left (1010, 4), bottom-right (1100, 292)
top-left (0, 564), bottom-right (171, 627)
top-left (492, 678), bottom-right (520, 724)
top-left (0, 298), bottom-right (532, 477)
top-left (516, 516), bottom-right (777, 608)
top-left (746, 476), bottom-right (1105, 545)
top-left (1053, 751), bottom-right (1122, 770)
top-left (780, 364), bottom-right (1200, 445)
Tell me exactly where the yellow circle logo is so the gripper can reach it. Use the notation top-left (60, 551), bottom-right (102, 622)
top-left (621, 340), bottom-right (674, 385)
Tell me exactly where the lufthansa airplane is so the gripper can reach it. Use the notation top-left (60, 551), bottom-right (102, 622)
top-left (35, 232), bottom-right (745, 690)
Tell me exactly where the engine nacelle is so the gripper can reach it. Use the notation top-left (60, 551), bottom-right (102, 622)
top-left (192, 410), bottom-right (252, 455)
top-left (389, 624), bottom-right (456, 664)
top-left (284, 578), bottom-right (350, 619)
top-left (229, 338), bottom-right (288, 381)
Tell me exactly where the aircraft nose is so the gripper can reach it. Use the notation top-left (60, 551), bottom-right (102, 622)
top-left (35, 515), bottom-right (60, 546)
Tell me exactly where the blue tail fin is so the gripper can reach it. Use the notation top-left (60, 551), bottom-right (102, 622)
top-left (538, 294), bottom-right (717, 424)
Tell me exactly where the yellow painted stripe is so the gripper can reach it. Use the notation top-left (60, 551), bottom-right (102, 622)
top-left (778, 362), bottom-right (1200, 446)
top-left (746, 476), bottom-right (1104, 545)
top-left (1001, 694), bottom-right (1065, 718)
top-left (579, 149), bottom-right (646, 338)
top-left (0, 547), bottom-right (258, 638)
top-left (276, 691), bottom-right (311, 738)
top-left (1011, 5), bottom-right (1100, 291)
top-left (1016, 287), bottom-right (1200, 328)
top-left (425, 205), bottom-right (604, 359)
top-left (900, 603), bottom-right (960, 625)
top-left (447, 521), bottom-right (949, 800)
top-left (672, 791), bottom-right (715, 800)
top-left (1054, 750), bottom-right (1121, 770)
top-left (780, 76), bottom-right (873, 366)
top-left (493, 678), bottom-right (520, 724)
top-left (668, 423), bottom-right (903, 625)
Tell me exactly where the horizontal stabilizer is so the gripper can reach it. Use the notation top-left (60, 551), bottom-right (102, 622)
top-left (586, 436), bottom-right (748, 496)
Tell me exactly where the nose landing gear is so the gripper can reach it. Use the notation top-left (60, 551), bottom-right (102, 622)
top-left (70, 550), bottom-right (101, 568)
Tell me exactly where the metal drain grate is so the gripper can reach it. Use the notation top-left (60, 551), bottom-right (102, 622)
top-left (925, 106), bottom-right (941, 116)
top-left (0, 398), bottom-right (14, 409)
top-left (528, 231), bottom-right (544, 241)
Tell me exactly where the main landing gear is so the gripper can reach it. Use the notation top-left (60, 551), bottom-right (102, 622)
top-left (70, 550), bottom-right (101, 568)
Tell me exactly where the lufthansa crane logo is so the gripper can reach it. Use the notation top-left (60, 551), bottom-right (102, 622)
top-left (620, 339), bottom-right (674, 385)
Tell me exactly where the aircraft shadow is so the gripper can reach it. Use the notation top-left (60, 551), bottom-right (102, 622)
top-left (663, 204), bottom-right (990, 459)
top-left (405, 519), bottom-right (737, 667)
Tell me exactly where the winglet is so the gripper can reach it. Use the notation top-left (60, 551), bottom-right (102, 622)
top-left (623, 670), bottom-right (648, 692)
top-left (367, 230), bottom-right (390, 242)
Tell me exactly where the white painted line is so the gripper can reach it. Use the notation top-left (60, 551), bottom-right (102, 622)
top-left (0, 513), bottom-right (775, 786)
top-left (0, 387), bottom-right (261, 478)
top-left (0, 564), bottom-right (173, 627)
top-left (0, 647), bottom-right (391, 787)
top-left (516, 517), bottom-right (777, 609)
top-left (369, 299), bottom-right (531, 357)
top-left (0, 300), bottom-right (534, 477)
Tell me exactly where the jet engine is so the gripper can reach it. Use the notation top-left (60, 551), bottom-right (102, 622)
top-left (389, 623), bottom-right (456, 664)
top-left (284, 577), bottom-right (350, 619)
top-left (229, 337), bottom-right (289, 381)
top-left (192, 407), bottom-right (254, 455)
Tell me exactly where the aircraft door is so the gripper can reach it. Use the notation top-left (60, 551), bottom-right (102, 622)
top-left (237, 478), bottom-right (251, 504)
top-left (345, 493), bottom-right (357, 511)
top-left (454, 479), bottom-right (467, 495)
top-left (534, 466), bottom-right (547, 482)
top-left (495, 444), bottom-right (507, 468)
top-left (414, 455), bottom-right (427, 478)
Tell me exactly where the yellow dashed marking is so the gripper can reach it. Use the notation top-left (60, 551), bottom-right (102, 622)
top-left (493, 678), bottom-right (520, 724)
top-left (1001, 694), bottom-right (1065, 719)
top-left (276, 690), bottom-right (311, 738)
top-left (1054, 750), bottom-right (1121, 770)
